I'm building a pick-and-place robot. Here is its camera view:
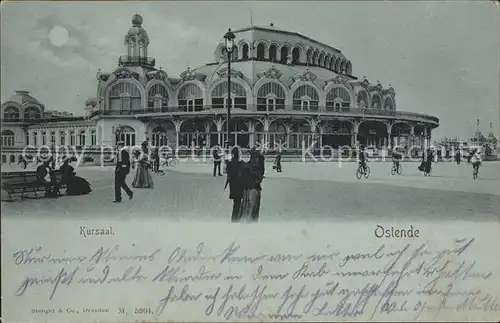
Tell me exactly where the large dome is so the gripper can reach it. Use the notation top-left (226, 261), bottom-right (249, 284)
top-left (8, 90), bottom-right (42, 105)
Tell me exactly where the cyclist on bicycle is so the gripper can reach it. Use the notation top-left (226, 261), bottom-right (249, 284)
top-left (392, 148), bottom-right (402, 169)
top-left (358, 146), bottom-right (368, 171)
top-left (471, 149), bottom-right (482, 172)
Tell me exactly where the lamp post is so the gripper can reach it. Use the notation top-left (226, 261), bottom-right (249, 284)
top-left (223, 28), bottom-right (236, 149)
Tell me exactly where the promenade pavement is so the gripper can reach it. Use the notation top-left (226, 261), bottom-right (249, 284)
top-left (1, 161), bottom-right (499, 222)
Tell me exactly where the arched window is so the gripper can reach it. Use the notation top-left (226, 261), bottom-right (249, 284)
top-left (257, 43), bottom-right (266, 59)
top-left (385, 97), bottom-right (395, 110)
top-left (148, 84), bottom-right (169, 112)
top-left (371, 94), bottom-right (382, 109)
top-left (293, 85), bottom-right (319, 111)
top-left (242, 43), bottom-right (249, 59)
top-left (179, 119), bottom-right (205, 147)
top-left (23, 107), bottom-right (41, 119)
top-left (340, 61), bottom-right (346, 74)
top-left (109, 82), bottom-right (142, 113)
top-left (1, 130), bottom-right (14, 147)
top-left (3, 106), bottom-right (20, 120)
top-left (152, 126), bottom-right (168, 147)
top-left (326, 87), bottom-right (351, 111)
top-left (280, 46), bottom-right (290, 64)
top-left (269, 44), bottom-right (277, 62)
top-left (292, 47), bottom-right (301, 63)
top-left (211, 81), bottom-right (247, 110)
top-left (318, 53), bottom-right (325, 67)
top-left (324, 56), bottom-right (330, 69)
top-left (257, 82), bottom-right (286, 111)
top-left (336, 59), bottom-right (342, 73)
top-left (178, 83), bottom-right (203, 112)
top-left (357, 91), bottom-right (369, 109)
top-left (307, 49), bottom-right (313, 64)
top-left (115, 125), bottom-right (136, 146)
top-left (312, 51), bottom-right (319, 65)
top-left (330, 58), bottom-right (336, 70)
top-left (345, 62), bottom-right (352, 74)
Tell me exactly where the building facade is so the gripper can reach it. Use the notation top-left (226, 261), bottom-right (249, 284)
top-left (1, 14), bottom-right (439, 164)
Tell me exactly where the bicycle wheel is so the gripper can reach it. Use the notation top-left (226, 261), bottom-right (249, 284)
top-left (356, 168), bottom-right (362, 179)
top-left (364, 166), bottom-right (370, 178)
top-left (397, 164), bottom-right (402, 175)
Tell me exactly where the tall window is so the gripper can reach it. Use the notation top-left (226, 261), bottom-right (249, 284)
top-left (50, 131), bottom-right (56, 145)
top-left (60, 131), bottom-right (66, 145)
top-left (152, 126), bottom-right (167, 147)
top-left (280, 46), bottom-right (290, 64)
top-left (3, 106), bottom-right (20, 120)
top-left (70, 130), bottom-right (75, 146)
top-left (33, 132), bottom-right (37, 146)
top-left (257, 82), bottom-right (286, 111)
top-left (109, 82), bottom-right (142, 113)
top-left (384, 97), bottom-right (395, 110)
top-left (269, 45), bottom-right (277, 62)
top-left (42, 131), bottom-right (46, 145)
top-left (256, 43), bottom-right (266, 60)
top-left (79, 130), bottom-right (86, 146)
top-left (178, 84), bottom-right (203, 112)
top-left (241, 43), bottom-right (249, 59)
top-left (148, 84), bottom-right (169, 112)
top-left (326, 87), bottom-right (351, 112)
top-left (371, 94), bottom-right (382, 109)
top-left (24, 107), bottom-right (41, 119)
top-left (293, 85), bottom-right (319, 111)
top-left (1, 130), bottom-right (14, 146)
top-left (25, 132), bottom-right (29, 145)
top-left (292, 48), bottom-right (301, 64)
top-left (357, 91), bottom-right (369, 109)
top-left (115, 126), bottom-right (136, 146)
top-left (211, 81), bottom-right (247, 110)
top-left (91, 130), bottom-right (96, 146)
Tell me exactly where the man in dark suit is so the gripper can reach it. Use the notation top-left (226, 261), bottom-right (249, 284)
top-left (114, 141), bottom-right (133, 203)
top-left (213, 146), bottom-right (222, 176)
top-left (225, 147), bottom-right (244, 222)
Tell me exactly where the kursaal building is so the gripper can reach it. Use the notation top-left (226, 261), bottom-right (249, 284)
top-left (1, 14), bottom-right (439, 164)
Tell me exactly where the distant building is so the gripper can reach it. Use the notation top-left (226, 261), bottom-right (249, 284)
top-left (1, 14), bottom-right (439, 164)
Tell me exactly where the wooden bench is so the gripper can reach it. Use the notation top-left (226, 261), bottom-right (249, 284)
top-left (1, 170), bottom-right (66, 201)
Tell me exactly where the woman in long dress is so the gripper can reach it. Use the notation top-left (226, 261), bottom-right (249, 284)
top-left (132, 155), bottom-right (154, 188)
top-left (239, 149), bottom-right (263, 222)
top-left (59, 158), bottom-right (92, 195)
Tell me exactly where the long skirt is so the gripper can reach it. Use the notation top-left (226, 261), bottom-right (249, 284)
top-left (132, 165), bottom-right (154, 188)
top-left (239, 189), bottom-right (261, 222)
top-left (66, 176), bottom-right (92, 195)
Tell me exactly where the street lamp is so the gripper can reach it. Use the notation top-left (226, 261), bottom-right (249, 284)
top-left (223, 28), bottom-right (236, 149)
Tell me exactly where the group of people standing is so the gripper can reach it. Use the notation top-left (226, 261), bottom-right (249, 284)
top-left (225, 146), bottom-right (265, 223)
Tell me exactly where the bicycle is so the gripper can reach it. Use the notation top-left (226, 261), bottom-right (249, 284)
top-left (356, 164), bottom-right (370, 179)
top-left (391, 161), bottom-right (402, 175)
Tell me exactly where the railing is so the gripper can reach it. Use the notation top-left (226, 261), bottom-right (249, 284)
top-left (118, 56), bottom-right (155, 67)
top-left (91, 105), bottom-right (439, 124)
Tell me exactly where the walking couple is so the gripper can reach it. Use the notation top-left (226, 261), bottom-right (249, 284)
top-left (225, 147), bottom-right (265, 223)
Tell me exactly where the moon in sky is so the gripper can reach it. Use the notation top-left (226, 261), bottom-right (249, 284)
top-left (48, 26), bottom-right (69, 47)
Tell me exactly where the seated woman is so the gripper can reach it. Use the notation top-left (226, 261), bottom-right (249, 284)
top-left (59, 157), bottom-right (92, 195)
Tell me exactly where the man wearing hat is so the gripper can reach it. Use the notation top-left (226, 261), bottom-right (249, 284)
top-left (114, 141), bottom-right (133, 202)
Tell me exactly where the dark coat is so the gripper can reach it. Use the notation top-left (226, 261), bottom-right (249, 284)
top-left (226, 159), bottom-right (244, 200)
top-left (241, 161), bottom-right (263, 191)
top-left (116, 149), bottom-right (131, 174)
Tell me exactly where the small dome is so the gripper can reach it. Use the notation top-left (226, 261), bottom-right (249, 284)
top-left (132, 14), bottom-right (143, 26)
